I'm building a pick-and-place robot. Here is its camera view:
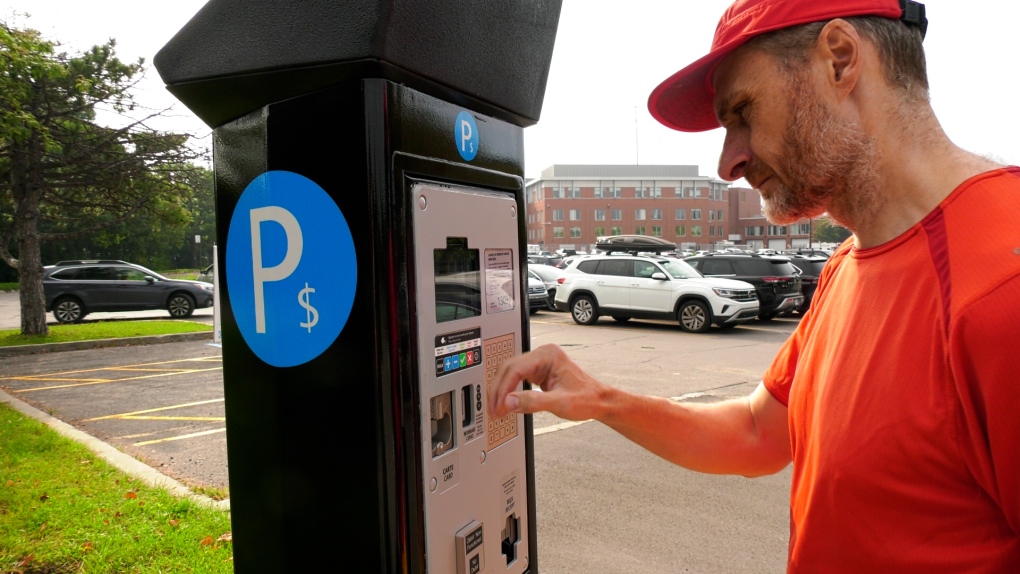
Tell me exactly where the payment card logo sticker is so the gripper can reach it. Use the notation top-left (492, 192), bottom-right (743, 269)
top-left (226, 171), bottom-right (357, 367)
top-left (455, 111), bottom-right (479, 162)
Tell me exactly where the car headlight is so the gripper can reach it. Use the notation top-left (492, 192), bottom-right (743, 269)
top-left (712, 287), bottom-right (744, 298)
top-left (201, 284), bottom-right (214, 292)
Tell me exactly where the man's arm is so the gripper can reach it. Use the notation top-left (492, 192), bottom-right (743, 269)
top-left (490, 344), bottom-right (791, 477)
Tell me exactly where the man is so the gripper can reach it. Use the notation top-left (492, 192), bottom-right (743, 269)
top-left (490, 0), bottom-right (1020, 571)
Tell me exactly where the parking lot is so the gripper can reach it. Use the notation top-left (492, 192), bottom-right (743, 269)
top-left (1, 305), bottom-right (799, 573)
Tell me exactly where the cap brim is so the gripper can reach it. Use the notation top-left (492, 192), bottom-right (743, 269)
top-left (647, 43), bottom-right (740, 133)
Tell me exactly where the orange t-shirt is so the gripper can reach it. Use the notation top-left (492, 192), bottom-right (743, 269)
top-left (764, 167), bottom-right (1020, 572)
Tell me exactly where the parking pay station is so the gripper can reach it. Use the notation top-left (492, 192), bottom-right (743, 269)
top-left (154, 1), bottom-right (561, 572)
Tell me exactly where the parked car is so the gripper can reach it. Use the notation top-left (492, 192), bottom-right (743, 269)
top-left (42, 260), bottom-right (215, 324)
top-left (527, 273), bottom-right (549, 314)
top-left (781, 255), bottom-right (828, 313)
top-left (554, 252), bottom-right (759, 333)
top-left (684, 253), bottom-right (803, 320)
top-left (527, 254), bottom-right (562, 267)
top-left (528, 264), bottom-right (563, 310)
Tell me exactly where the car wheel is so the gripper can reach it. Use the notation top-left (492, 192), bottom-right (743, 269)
top-left (529, 306), bottom-right (540, 315)
top-left (168, 293), bottom-right (196, 318)
top-left (53, 297), bottom-right (86, 324)
top-left (611, 316), bottom-right (630, 322)
top-left (677, 300), bottom-right (711, 333)
top-left (570, 295), bottom-right (599, 326)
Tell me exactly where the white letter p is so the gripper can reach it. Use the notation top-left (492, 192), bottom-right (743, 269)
top-left (250, 206), bottom-right (303, 333)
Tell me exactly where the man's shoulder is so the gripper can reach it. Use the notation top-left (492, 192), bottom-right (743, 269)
top-left (940, 166), bottom-right (1020, 314)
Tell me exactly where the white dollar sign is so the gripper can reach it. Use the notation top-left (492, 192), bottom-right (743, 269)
top-left (298, 282), bottom-right (319, 332)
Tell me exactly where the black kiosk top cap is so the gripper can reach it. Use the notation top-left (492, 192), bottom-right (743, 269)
top-left (154, 0), bottom-right (563, 129)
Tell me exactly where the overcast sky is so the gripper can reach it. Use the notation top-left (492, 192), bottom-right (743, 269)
top-left (4, 0), bottom-right (1017, 183)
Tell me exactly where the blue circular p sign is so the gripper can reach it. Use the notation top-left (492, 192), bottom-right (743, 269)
top-left (455, 111), bottom-right (479, 161)
top-left (226, 171), bottom-right (357, 368)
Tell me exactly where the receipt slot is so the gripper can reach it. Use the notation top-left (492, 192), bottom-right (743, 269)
top-left (154, 1), bottom-right (561, 572)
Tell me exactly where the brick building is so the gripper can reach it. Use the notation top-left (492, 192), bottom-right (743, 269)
top-left (525, 164), bottom-right (730, 253)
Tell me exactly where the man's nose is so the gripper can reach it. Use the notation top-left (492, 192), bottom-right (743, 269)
top-left (717, 130), bottom-right (751, 182)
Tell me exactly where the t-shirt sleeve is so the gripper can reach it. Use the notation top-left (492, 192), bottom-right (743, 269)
top-left (763, 241), bottom-right (853, 407)
top-left (950, 272), bottom-right (1020, 535)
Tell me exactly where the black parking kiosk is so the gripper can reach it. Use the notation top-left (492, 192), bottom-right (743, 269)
top-left (155, 2), bottom-right (561, 572)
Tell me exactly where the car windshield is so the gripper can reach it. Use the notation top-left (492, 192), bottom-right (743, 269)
top-left (657, 259), bottom-right (702, 279)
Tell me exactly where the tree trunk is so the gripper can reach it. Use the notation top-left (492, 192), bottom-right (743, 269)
top-left (17, 194), bottom-right (48, 335)
top-left (9, 134), bottom-right (49, 336)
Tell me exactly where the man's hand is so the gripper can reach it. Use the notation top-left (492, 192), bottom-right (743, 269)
top-left (489, 343), bottom-right (611, 421)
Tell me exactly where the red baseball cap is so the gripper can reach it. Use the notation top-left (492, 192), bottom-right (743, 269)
top-left (647, 0), bottom-right (918, 132)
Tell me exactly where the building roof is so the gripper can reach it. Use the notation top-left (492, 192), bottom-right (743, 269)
top-left (538, 164), bottom-right (702, 179)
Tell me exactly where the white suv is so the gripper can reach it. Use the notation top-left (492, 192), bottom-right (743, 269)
top-left (554, 254), bottom-right (759, 333)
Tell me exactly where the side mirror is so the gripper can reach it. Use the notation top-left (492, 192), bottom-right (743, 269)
top-left (651, 272), bottom-right (667, 281)
top-left (145, 276), bottom-right (156, 284)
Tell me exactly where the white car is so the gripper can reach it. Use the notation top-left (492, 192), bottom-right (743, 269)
top-left (554, 253), bottom-right (759, 333)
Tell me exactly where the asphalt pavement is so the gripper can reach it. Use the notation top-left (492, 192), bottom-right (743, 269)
top-left (2, 293), bottom-right (797, 572)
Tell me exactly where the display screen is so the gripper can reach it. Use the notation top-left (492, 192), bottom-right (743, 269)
top-left (434, 237), bottom-right (481, 323)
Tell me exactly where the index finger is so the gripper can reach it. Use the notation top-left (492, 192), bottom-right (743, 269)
top-left (488, 343), bottom-right (558, 416)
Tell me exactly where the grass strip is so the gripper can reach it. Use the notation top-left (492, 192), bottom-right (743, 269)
top-left (0, 402), bottom-right (233, 573)
top-left (0, 321), bottom-right (212, 348)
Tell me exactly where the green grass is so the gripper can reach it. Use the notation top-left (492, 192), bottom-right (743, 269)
top-left (0, 282), bottom-right (16, 292)
top-left (0, 402), bottom-right (234, 573)
top-left (0, 321), bottom-right (212, 348)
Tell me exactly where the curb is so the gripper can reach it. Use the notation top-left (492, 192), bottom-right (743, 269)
top-left (0, 330), bottom-right (214, 358)
top-left (0, 388), bottom-right (229, 511)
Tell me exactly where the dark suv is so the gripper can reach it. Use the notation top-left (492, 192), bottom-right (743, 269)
top-left (684, 254), bottom-right (803, 320)
top-left (782, 255), bottom-right (828, 313)
top-left (43, 260), bottom-right (214, 323)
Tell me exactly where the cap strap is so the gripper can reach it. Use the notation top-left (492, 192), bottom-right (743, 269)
top-left (899, 0), bottom-right (928, 39)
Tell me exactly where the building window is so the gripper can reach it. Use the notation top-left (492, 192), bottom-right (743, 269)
top-left (691, 226), bottom-right (702, 236)
top-left (717, 210), bottom-right (724, 222)
top-left (569, 209), bottom-right (581, 221)
top-left (553, 227), bottom-right (564, 238)
top-left (795, 223), bottom-right (811, 234)
top-left (746, 226), bottom-right (764, 237)
top-left (570, 227), bottom-right (581, 238)
top-left (691, 209), bottom-right (702, 220)
top-left (651, 226), bottom-right (662, 237)
top-left (594, 209), bottom-right (606, 221)
top-left (553, 210), bottom-right (564, 221)
top-left (611, 209), bottom-right (622, 221)
top-left (570, 187), bottom-right (581, 199)
top-left (675, 225), bottom-right (686, 237)
top-left (594, 226), bottom-right (606, 237)
top-left (709, 211), bottom-right (716, 222)
top-left (611, 226), bottom-right (622, 235)
top-left (635, 226), bottom-right (646, 235)
top-left (613, 187), bottom-right (622, 198)
top-left (675, 209), bottom-right (686, 220)
top-left (635, 187), bottom-right (646, 199)
top-left (635, 209), bottom-right (646, 220)
top-left (651, 209), bottom-right (662, 220)
top-left (709, 226), bottom-right (716, 237)
top-left (768, 225), bottom-right (788, 235)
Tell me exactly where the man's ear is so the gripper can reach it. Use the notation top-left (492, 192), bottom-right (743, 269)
top-left (817, 19), bottom-right (861, 98)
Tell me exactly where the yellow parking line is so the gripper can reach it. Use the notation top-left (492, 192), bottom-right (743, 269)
top-left (14, 367), bottom-right (223, 393)
top-left (135, 428), bottom-right (226, 447)
top-left (120, 416), bottom-right (225, 422)
top-left (0, 356), bottom-right (222, 381)
top-left (83, 398), bottom-right (224, 421)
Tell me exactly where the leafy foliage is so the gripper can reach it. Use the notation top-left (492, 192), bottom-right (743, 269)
top-left (0, 21), bottom-right (205, 334)
top-left (812, 217), bottom-right (852, 245)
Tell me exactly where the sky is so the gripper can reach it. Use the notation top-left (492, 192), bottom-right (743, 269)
top-left (4, 0), bottom-right (1018, 183)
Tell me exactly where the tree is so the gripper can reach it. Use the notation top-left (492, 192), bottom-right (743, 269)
top-left (812, 217), bottom-right (853, 245)
top-left (0, 22), bottom-right (202, 335)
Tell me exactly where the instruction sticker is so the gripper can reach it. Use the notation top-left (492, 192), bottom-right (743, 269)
top-left (485, 249), bottom-right (515, 314)
top-left (484, 333), bottom-right (518, 451)
top-left (435, 327), bottom-right (482, 378)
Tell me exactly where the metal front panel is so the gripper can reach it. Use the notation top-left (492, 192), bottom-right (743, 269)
top-left (412, 182), bottom-right (531, 574)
